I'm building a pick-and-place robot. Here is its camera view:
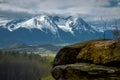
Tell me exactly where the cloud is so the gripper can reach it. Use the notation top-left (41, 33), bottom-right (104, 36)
top-left (106, 0), bottom-right (120, 7)
top-left (0, 0), bottom-right (120, 21)
top-left (0, 10), bottom-right (34, 19)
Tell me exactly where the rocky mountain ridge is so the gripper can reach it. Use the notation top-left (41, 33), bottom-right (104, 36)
top-left (0, 15), bottom-right (114, 47)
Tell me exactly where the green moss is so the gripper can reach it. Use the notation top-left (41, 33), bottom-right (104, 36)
top-left (42, 75), bottom-right (54, 80)
top-left (77, 40), bottom-right (120, 64)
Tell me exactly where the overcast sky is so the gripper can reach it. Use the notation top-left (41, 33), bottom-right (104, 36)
top-left (0, 0), bottom-right (120, 21)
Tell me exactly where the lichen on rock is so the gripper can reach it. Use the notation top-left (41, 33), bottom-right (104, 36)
top-left (77, 40), bottom-right (120, 65)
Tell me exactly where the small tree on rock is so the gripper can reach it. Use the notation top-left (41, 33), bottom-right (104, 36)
top-left (101, 17), bottom-right (107, 40)
top-left (113, 20), bottom-right (120, 42)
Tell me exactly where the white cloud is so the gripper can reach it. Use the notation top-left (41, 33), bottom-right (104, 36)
top-left (0, 0), bottom-right (120, 21)
top-left (118, 2), bottom-right (120, 6)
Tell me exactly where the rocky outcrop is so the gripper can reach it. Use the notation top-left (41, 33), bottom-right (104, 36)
top-left (51, 39), bottom-right (120, 80)
top-left (52, 63), bottom-right (120, 80)
top-left (53, 39), bottom-right (105, 67)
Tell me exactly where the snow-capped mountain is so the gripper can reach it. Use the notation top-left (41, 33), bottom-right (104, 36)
top-left (1, 15), bottom-right (99, 33)
top-left (0, 15), bottom-right (113, 47)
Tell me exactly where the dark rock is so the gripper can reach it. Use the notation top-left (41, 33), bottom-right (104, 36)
top-left (53, 47), bottom-right (80, 67)
top-left (52, 63), bottom-right (120, 80)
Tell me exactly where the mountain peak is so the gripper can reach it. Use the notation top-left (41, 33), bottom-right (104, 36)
top-left (1, 15), bottom-right (96, 35)
top-left (0, 14), bottom-right (112, 47)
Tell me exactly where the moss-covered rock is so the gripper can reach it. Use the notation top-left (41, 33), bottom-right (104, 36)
top-left (77, 40), bottom-right (120, 64)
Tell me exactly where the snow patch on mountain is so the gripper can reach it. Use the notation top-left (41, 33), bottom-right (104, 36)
top-left (38, 15), bottom-right (46, 21)
top-left (0, 18), bottom-right (11, 27)
top-left (58, 25), bottom-right (73, 34)
top-left (57, 19), bottom-right (74, 34)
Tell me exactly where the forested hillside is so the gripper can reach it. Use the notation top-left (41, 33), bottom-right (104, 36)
top-left (0, 50), bottom-right (54, 80)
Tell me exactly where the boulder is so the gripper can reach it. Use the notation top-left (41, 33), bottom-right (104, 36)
top-left (52, 39), bottom-right (120, 80)
top-left (53, 39), bottom-right (106, 67)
